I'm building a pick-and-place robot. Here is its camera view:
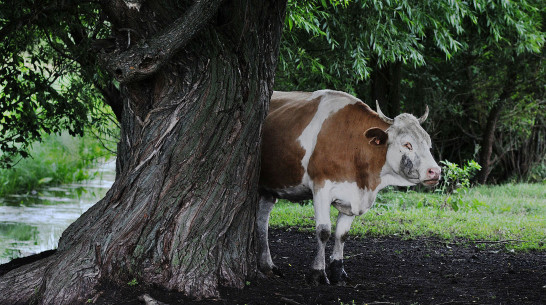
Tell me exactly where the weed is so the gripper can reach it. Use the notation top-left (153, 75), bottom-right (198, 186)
top-left (438, 160), bottom-right (482, 211)
top-left (127, 278), bottom-right (138, 286)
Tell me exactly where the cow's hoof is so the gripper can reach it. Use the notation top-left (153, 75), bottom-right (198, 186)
top-left (271, 265), bottom-right (284, 277)
top-left (329, 259), bottom-right (349, 285)
top-left (308, 269), bottom-right (330, 285)
top-left (258, 264), bottom-right (283, 278)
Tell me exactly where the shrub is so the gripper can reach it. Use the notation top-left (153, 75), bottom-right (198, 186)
top-left (438, 160), bottom-right (483, 211)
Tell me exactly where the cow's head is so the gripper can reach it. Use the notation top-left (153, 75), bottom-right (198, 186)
top-left (366, 102), bottom-right (441, 187)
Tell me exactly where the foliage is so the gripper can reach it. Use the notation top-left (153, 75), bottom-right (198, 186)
top-left (524, 161), bottom-right (546, 183)
top-left (270, 183), bottom-right (546, 251)
top-left (439, 160), bottom-right (481, 194)
top-left (0, 132), bottom-right (114, 197)
top-left (0, 1), bottom-right (117, 168)
top-left (278, 0), bottom-right (544, 90)
top-left (437, 160), bottom-right (482, 211)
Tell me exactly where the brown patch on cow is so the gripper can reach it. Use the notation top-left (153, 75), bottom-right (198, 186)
top-left (308, 103), bottom-right (390, 191)
top-left (260, 92), bottom-right (320, 189)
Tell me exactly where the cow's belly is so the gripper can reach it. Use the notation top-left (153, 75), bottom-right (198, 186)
top-left (259, 184), bottom-right (312, 202)
top-left (316, 180), bottom-right (379, 216)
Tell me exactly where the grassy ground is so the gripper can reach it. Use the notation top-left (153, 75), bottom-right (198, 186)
top-left (0, 133), bottom-right (115, 197)
top-left (269, 183), bottom-right (545, 251)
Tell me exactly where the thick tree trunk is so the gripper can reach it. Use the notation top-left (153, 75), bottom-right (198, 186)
top-left (0, 0), bottom-right (286, 303)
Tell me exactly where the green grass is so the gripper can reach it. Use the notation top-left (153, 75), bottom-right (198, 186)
top-left (269, 183), bottom-right (546, 251)
top-left (0, 132), bottom-right (115, 197)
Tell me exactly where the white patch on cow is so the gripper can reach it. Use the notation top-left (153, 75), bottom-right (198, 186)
top-left (377, 166), bottom-right (418, 189)
top-left (257, 195), bottom-right (276, 271)
top-left (331, 213), bottom-right (354, 261)
top-left (311, 179), bottom-right (378, 270)
top-left (315, 180), bottom-right (379, 217)
top-left (297, 90), bottom-right (360, 185)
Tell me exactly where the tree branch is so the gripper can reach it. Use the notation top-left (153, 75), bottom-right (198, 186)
top-left (102, 0), bottom-right (224, 83)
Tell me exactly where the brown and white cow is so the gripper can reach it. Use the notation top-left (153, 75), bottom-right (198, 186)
top-left (258, 89), bottom-right (441, 285)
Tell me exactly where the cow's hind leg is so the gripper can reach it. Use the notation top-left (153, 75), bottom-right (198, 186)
top-left (257, 194), bottom-right (280, 276)
top-left (329, 213), bottom-right (354, 285)
top-left (309, 194), bottom-right (331, 285)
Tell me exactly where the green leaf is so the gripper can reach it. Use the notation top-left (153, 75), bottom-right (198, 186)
top-left (37, 177), bottom-right (53, 185)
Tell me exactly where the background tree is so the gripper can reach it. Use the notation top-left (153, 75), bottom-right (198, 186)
top-left (0, 0), bottom-right (286, 303)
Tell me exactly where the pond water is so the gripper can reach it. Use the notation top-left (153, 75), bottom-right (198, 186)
top-left (0, 159), bottom-right (116, 264)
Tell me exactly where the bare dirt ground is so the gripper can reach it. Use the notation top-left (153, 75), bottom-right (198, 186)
top-left (2, 228), bottom-right (545, 304)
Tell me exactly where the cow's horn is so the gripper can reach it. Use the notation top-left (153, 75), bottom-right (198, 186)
top-left (418, 105), bottom-right (429, 124)
top-left (376, 101), bottom-right (394, 125)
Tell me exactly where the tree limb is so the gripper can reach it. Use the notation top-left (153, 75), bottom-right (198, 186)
top-left (102, 0), bottom-right (224, 83)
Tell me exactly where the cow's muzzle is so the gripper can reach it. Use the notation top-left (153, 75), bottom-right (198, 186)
top-left (423, 179), bottom-right (440, 186)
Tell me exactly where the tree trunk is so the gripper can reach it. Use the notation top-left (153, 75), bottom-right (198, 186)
top-left (477, 102), bottom-right (503, 184)
top-left (370, 61), bottom-right (402, 116)
top-left (0, 0), bottom-right (286, 303)
top-left (388, 61), bottom-right (402, 115)
top-left (477, 68), bottom-right (517, 184)
top-left (371, 61), bottom-right (391, 115)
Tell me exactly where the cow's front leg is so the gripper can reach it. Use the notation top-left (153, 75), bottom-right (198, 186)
top-left (329, 213), bottom-right (354, 285)
top-left (257, 194), bottom-right (280, 276)
top-left (309, 194), bottom-right (331, 285)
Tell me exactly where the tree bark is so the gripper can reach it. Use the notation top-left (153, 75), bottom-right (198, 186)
top-left (0, 0), bottom-right (286, 303)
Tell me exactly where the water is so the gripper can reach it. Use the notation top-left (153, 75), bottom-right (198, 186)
top-left (0, 159), bottom-right (116, 264)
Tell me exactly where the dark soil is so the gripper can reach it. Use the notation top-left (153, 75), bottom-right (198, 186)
top-left (2, 229), bottom-right (545, 304)
top-left (97, 228), bottom-right (545, 305)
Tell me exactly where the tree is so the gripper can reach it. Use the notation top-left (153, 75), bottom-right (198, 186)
top-left (0, 0), bottom-right (287, 303)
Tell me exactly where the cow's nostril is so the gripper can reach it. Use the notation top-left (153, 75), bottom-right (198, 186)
top-left (427, 168), bottom-right (440, 179)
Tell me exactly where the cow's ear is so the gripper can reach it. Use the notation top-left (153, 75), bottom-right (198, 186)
top-left (365, 127), bottom-right (388, 146)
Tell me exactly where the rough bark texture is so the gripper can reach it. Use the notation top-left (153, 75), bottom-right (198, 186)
top-left (0, 0), bottom-right (286, 303)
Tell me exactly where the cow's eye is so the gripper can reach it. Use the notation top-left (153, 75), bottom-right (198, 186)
top-left (403, 142), bottom-right (413, 151)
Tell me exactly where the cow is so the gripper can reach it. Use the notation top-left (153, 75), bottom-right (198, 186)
top-left (257, 89), bottom-right (441, 285)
